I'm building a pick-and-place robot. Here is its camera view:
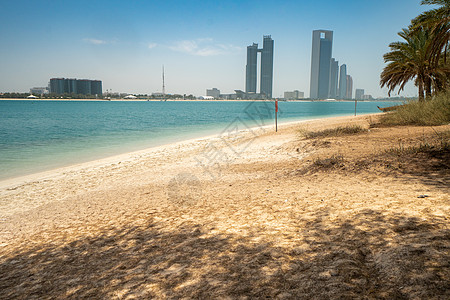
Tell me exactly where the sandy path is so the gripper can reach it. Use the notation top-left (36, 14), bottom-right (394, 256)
top-left (0, 114), bottom-right (448, 299)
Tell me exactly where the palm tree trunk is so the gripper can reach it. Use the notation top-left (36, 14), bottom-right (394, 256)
top-left (418, 81), bottom-right (425, 102)
top-left (425, 77), bottom-right (432, 100)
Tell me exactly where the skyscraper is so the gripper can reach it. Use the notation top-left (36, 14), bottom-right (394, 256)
top-left (338, 64), bottom-right (347, 99)
top-left (346, 75), bottom-right (353, 99)
top-left (245, 43), bottom-right (258, 94)
top-left (310, 30), bottom-right (333, 99)
top-left (329, 58), bottom-right (339, 99)
top-left (245, 35), bottom-right (274, 99)
top-left (260, 35), bottom-right (274, 99)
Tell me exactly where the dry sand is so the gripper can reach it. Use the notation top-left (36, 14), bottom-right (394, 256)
top-left (0, 114), bottom-right (449, 299)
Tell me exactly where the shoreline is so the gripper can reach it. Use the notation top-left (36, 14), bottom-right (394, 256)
top-left (0, 113), bottom-right (370, 189)
top-left (0, 113), bottom-right (381, 188)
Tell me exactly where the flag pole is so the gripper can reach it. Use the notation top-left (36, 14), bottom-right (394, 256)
top-left (275, 99), bottom-right (278, 132)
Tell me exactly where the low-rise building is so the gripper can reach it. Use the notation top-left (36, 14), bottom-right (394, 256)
top-left (206, 88), bottom-right (220, 99)
top-left (30, 87), bottom-right (48, 95)
top-left (284, 90), bottom-right (304, 100)
top-left (355, 89), bottom-right (364, 100)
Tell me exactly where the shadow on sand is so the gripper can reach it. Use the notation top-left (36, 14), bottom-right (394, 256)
top-left (1, 208), bottom-right (449, 299)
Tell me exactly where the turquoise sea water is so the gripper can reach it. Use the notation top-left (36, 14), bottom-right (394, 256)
top-left (0, 100), bottom-right (398, 180)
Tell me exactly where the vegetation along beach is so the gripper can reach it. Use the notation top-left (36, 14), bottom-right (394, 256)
top-left (1, 0), bottom-right (449, 299)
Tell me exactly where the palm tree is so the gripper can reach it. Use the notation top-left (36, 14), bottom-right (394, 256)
top-left (380, 27), bottom-right (435, 101)
top-left (412, 1), bottom-right (450, 74)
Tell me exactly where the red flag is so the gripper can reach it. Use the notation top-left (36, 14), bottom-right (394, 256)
top-left (275, 100), bottom-right (278, 113)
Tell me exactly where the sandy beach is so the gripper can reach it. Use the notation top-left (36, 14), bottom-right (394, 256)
top-left (0, 114), bottom-right (449, 299)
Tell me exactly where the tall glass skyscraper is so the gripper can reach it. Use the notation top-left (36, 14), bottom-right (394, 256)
top-left (328, 58), bottom-right (339, 99)
top-left (339, 64), bottom-right (347, 99)
top-left (245, 35), bottom-right (274, 99)
top-left (260, 35), bottom-right (274, 99)
top-left (245, 43), bottom-right (258, 94)
top-left (346, 75), bottom-right (353, 99)
top-left (310, 30), bottom-right (333, 99)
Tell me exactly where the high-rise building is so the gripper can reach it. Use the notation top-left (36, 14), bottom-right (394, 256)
top-left (76, 80), bottom-right (92, 95)
top-left (90, 80), bottom-right (102, 96)
top-left (50, 78), bottom-right (65, 94)
top-left (328, 58), bottom-right (339, 99)
top-left (310, 30), bottom-right (333, 99)
top-left (245, 43), bottom-right (258, 94)
top-left (260, 35), bottom-right (274, 99)
top-left (244, 35), bottom-right (274, 99)
top-left (338, 64), bottom-right (347, 99)
top-left (49, 78), bottom-right (102, 95)
top-left (346, 75), bottom-right (353, 99)
top-left (66, 78), bottom-right (77, 94)
top-left (355, 89), bottom-right (364, 100)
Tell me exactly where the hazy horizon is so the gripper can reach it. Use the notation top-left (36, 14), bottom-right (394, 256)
top-left (0, 0), bottom-right (428, 98)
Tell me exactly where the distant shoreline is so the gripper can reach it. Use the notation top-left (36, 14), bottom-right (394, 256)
top-left (0, 98), bottom-right (404, 102)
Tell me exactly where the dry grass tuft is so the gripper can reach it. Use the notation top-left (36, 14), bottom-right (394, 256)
top-left (385, 130), bottom-right (449, 156)
top-left (380, 90), bottom-right (450, 126)
top-left (300, 125), bottom-right (367, 139)
top-left (313, 154), bottom-right (345, 169)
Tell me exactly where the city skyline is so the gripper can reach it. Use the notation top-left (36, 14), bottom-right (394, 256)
top-left (245, 35), bottom-right (274, 98)
top-left (0, 1), bottom-right (427, 98)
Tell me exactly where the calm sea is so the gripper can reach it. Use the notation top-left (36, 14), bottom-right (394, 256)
top-left (0, 100), bottom-right (398, 180)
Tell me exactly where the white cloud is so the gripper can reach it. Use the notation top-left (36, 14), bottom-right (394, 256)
top-left (84, 38), bottom-right (107, 45)
top-left (148, 43), bottom-right (158, 49)
top-left (169, 39), bottom-right (242, 56)
top-left (83, 38), bottom-right (118, 45)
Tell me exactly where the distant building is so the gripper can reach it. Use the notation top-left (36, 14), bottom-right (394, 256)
top-left (206, 88), bottom-right (220, 99)
top-left (362, 94), bottom-right (373, 100)
top-left (91, 80), bottom-right (102, 95)
top-left (219, 93), bottom-right (238, 100)
top-left (310, 30), bottom-right (333, 99)
top-left (355, 89), bottom-right (364, 100)
top-left (245, 35), bottom-right (274, 99)
top-left (346, 75), bottom-right (353, 99)
top-left (260, 36), bottom-right (274, 99)
top-left (30, 87), bottom-right (48, 95)
top-left (246, 43), bottom-right (258, 94)
top-left (284, 90), bottom-right (304, 100)
top-left (338, 64), bottom-right (347, 99)
top-left (328, 58), bottom-right (339, 99)
top-left (49, 78), bottom-right (102, 96)
top-left (199, 96), bottom-right (214, 100)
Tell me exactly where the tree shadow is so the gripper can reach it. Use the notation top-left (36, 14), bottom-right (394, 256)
top-left (1, 209), bottom-right (448, 299)
top-left (368, 147), bottom-right (450, 190)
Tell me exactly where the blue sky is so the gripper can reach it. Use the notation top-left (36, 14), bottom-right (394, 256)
top-left (0, 0), bottom-right (428, 97)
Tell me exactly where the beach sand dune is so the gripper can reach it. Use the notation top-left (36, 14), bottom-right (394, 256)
top-left (0, 115), bottom-right (449, 299)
